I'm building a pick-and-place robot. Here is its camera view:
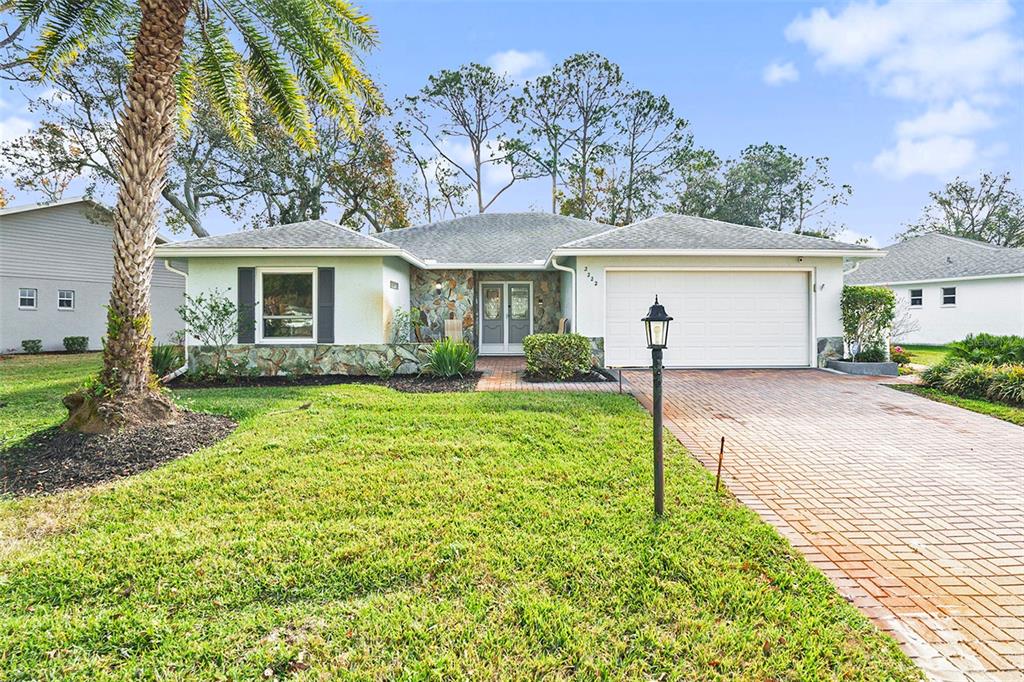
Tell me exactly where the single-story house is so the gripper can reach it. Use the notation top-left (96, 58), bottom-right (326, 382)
top-left (0, 197), bottom-right (185, 353)
top-left (154, 212), bottom-right (882, 374)
top-left (845, 233), bottom-right (1024, 345)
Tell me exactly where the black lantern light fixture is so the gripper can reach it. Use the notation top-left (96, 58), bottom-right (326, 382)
top-left (641, 296), bottom-right (672, 517)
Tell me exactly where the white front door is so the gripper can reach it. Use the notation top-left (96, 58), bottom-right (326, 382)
top-left (604, 270), bottom-right (812, 368)
top-left (479, 282), bottom-right (532, 354)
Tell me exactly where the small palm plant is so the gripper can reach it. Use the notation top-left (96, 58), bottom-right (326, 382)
top-left (14, 0), bottom-right (381, 431)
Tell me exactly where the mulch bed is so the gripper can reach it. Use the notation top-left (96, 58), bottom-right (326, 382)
top-left (522, 368), bottom-right (618, 384)
top-left (168, 372), bottom-right (482, 393)
top-left (1, 412), bottom-right (236, 498)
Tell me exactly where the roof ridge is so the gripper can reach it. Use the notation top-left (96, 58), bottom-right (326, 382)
top-left (927, 232), bottom-right (1014, 251)
top-left (558, 214), bottom-right (662, 248)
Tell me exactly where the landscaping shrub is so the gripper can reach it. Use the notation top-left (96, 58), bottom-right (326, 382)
top-left (840, 286), bottom-right (895, 362)
top-left (921, 359), bottom-right (955, 388)
top-left (176, 290), bottom-right (237, 374)
top-left (987, 364), bottom-right (1024, 406)
top-left (21, 339), bottom-right (42, 354)
top-left (423, 338), bottom-right (475, 377)
top-left (940, 362), bottom-right (994, 399)
top-left (151, 344), bottom-right (184, 377)
top-left (62, 336), bottom-right (89, 353)
top-left (949, 333), bottom-right (1024, 365)
top-left (889, 345), bottom-right (911, 365)
top-left (523, 333), bottom-right (591, 380)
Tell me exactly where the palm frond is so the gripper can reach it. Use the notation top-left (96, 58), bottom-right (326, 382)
top-left (195, 20), bottom-right (255, 146)
top-left (26, 0), bottom-right (127, 76)
top-left (175, 55), bottom-right (198, 136)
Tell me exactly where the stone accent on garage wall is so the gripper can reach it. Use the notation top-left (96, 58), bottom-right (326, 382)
top-left (477, 270), bottom-right (563, 334)
top-left (410, 268), bottom-right (475, 345)
top-left (588, 336), bottom-right (604, 367)
top-left (817, 336), bottom-right (843, 367)
top-left (189, 343), bottom-right (433, 376)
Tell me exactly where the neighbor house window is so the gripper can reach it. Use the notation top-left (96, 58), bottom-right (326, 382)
top-left (58, 289), bottom-right (75, 310)
top-left (942, 287), bottom-right (957, 306)
top-left (18, 288), bottom-right (37, 310)
top-left (260, 271), bottom-right (314, 339)
top-left (909, 289), bottom-right (923, 307)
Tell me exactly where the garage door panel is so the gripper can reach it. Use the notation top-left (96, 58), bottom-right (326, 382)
top-left (604, 270), bottom-right (810, 368)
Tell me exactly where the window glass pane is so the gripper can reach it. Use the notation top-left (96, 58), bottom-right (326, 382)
top-left (58, 290), bottom-right (74, 308)
top-left (18, 288), bottom-right (36, 308)
top-left (942, 287), bottom-right (956, 304)
top-left (262, 272), bottom-right (313, 338)
top-left (484, 288), bottom-right (501, 320)
top-left (509, 286), bottom-right (529, 320)
top-left (909, 289), bottom-right (922, 306)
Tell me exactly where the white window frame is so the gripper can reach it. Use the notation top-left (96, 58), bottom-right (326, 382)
top-left (909, 288), bottom-right (923, 307)
top-left (941, 286), bottom-right (957, 307)
top-left (255, 267), bottom-right (317, 344)
top-left (57, 289), bottom-right (75, 310)
top-left (18, 288), bottom-right (37, 310)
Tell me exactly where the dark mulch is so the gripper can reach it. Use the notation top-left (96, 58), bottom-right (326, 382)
top-left (168, 372), bottom-right (482, 393)
top-left (1, 412), bottom-right (236, 497)
top-left (522, 368), bottom-right (618, 384)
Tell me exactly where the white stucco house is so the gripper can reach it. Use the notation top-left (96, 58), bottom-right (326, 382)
top-left (845, 233), bottom-right (1024, 345)
top-left (154, 212), bottom-right (883, 374)
top-left (0, 197), bottom-right (186, 353)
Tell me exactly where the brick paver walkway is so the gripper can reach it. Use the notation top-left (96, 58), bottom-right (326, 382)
top-left (624, 368), bottom-right (1024, 681)
top-left (476, 356), bottom-right (624, 392)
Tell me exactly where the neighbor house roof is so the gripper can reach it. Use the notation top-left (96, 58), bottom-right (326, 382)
top-left (375, 212), bottom-right (610, 265)
top-left (845, 233), bottom-right (1024, 285)
top-left (158, 219), bottom-right (400, 254)
top-left (553, 214), bottom-right (878, 255)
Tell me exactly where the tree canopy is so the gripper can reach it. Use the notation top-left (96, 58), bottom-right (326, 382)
top-left (899, 172), bottom-right (1023, 248)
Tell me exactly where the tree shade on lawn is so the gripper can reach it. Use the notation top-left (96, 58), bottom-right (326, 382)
top-left (0, 355), bottom-right (920, 679)
top-left (16, 0), bottom-right (380, 432)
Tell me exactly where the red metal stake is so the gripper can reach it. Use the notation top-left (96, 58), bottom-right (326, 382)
top-left (715, 436), bottom-right (725, 493)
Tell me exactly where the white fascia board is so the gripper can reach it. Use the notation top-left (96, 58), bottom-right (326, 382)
top-left (155, 247), bottom-right (407, 258)
top-left (849, 272), bottom-right (1024, 286)
top-left (0, 195), bottom-right (97, 216)
top-left (549, 248), bottom-right (887, 259)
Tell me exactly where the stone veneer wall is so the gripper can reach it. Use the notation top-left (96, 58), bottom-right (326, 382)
top-left (476, 270), bottom-right (563, 335)
top-left (190, 343), bottom-right (433, 376)
top-left (816, 336), bottom-right (843, 367)
top-left (410, 268), bottom-right (475, 345)
top-left (588, 337), bottom-right (605, 367)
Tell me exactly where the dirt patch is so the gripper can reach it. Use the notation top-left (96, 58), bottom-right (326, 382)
top-left (168, 372), bottom-right (482, 393)
top-left (522, 368), bottom-right (617, 384)
top-left (1, 411), bottom-right (236, 498)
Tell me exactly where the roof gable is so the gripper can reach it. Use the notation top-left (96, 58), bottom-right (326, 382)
top-left (845, 233), bottom-right (1024, 284)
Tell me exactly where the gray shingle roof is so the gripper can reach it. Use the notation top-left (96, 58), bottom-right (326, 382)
top-left (166, 220), bottom-right (396, 250)
top-left (845, 233), bottom-right (1024, 284)
top-left (376, 212), bottom-right (610, 264)
top-left (557, 214), bottom-right (877, 252)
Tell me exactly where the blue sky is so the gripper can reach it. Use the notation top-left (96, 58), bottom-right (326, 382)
top-left (2, 0), bottom-right (1023, 245)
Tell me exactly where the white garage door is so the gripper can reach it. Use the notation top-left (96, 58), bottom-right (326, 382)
top-left (605, 270), bottom-right (811, 368)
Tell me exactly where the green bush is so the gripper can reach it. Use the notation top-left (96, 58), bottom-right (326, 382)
top-left (890, 345), bottom-right (911, 365)
top-left (941, 362), bottom-right (995, 399)
top-left (949, 333), bottom-right (1024, 365)
top-left (523, 333), bottom-right (592, 380)
top-left (987, 364), bottom-right (1024, 406)
top-left (855, 346), bottom-right (887, 363)
top-left (21, 339), bottom-right (42, 354)
top-left (62, 336), bottom-right (89, 353)
top-left (921, 359), bottom-right (955, 388)
top-left (423, 338), bottom-right (476, 378)
top-left (151, 344), bottom-right (184, 377)
top-left (840, 286), bottom-right (896, 362)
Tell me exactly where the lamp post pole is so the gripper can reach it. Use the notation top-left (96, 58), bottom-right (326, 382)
top-left (652, 345), bottom-right (664, 517)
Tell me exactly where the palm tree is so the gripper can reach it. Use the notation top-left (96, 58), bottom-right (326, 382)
top-left (14, 0), bottom-right (381, 432)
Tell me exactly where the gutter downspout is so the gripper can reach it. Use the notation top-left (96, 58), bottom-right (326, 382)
top-left (162, 258), bottom-right (190, 381)
top-left (551, 256), bottom-right (576, 333)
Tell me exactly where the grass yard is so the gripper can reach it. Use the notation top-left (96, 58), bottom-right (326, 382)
top-left (889, 384), bottom-right (1024, 427)
top-left (900, 344), bottom-right (951, 367)
top-left (0, 356), bottom-right (918, 679)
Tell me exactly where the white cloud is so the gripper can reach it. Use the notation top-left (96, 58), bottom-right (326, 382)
top-left (762, 61), bottom-right (799, 86)
top-left (486, 49), bottom-right (548, 79)
top-left (835, 228), bottom-right (878, 247)
top-left (872, 135), bottom-right (977, 179)
top-left (895, 100), bottom-right (995, 139)
top-left (0, 115), bottom-right (32, 142)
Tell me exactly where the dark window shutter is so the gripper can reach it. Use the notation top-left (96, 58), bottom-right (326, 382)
top-left (317, 267), bottom-right (335, 343)
top-left (237, 267), bottom-right (256, 343)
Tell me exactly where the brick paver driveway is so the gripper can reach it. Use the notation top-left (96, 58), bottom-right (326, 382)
top-left (625, 369), bottom-right (1024, 681)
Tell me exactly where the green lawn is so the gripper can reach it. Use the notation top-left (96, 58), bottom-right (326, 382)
top-left (890, 384), bottom-right (1024, 426)
top-left (900, 344), bottom-right (951, 367)
top-left (0, 355), bottom-right (918, 679)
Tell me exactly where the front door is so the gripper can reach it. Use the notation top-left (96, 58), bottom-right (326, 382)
top-left (479, 282), bottom-right (532, 354)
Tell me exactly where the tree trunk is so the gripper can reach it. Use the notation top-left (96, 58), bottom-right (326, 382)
top-left (64, 0), bottom-right (191, 433)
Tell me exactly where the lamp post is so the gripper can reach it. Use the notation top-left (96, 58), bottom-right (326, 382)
top-left (642, 296), bottom-right (673, 517)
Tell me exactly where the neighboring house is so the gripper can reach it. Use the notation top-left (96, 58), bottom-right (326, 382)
top-left (155, 212), bottom-right (882, 374)
top-left (845, 233), bottom-right (1024, 345)
top-left (0, 197), bottom-right (186, 353)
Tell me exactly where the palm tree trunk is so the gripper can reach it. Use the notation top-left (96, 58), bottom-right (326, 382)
top-left (64, 0), bottom-right (191, 432)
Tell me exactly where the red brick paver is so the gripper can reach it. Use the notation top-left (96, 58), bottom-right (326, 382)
top-left (625, 368), bottom-right (1024, 681)
top-left (476, 356), bottom-right (624, 392)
